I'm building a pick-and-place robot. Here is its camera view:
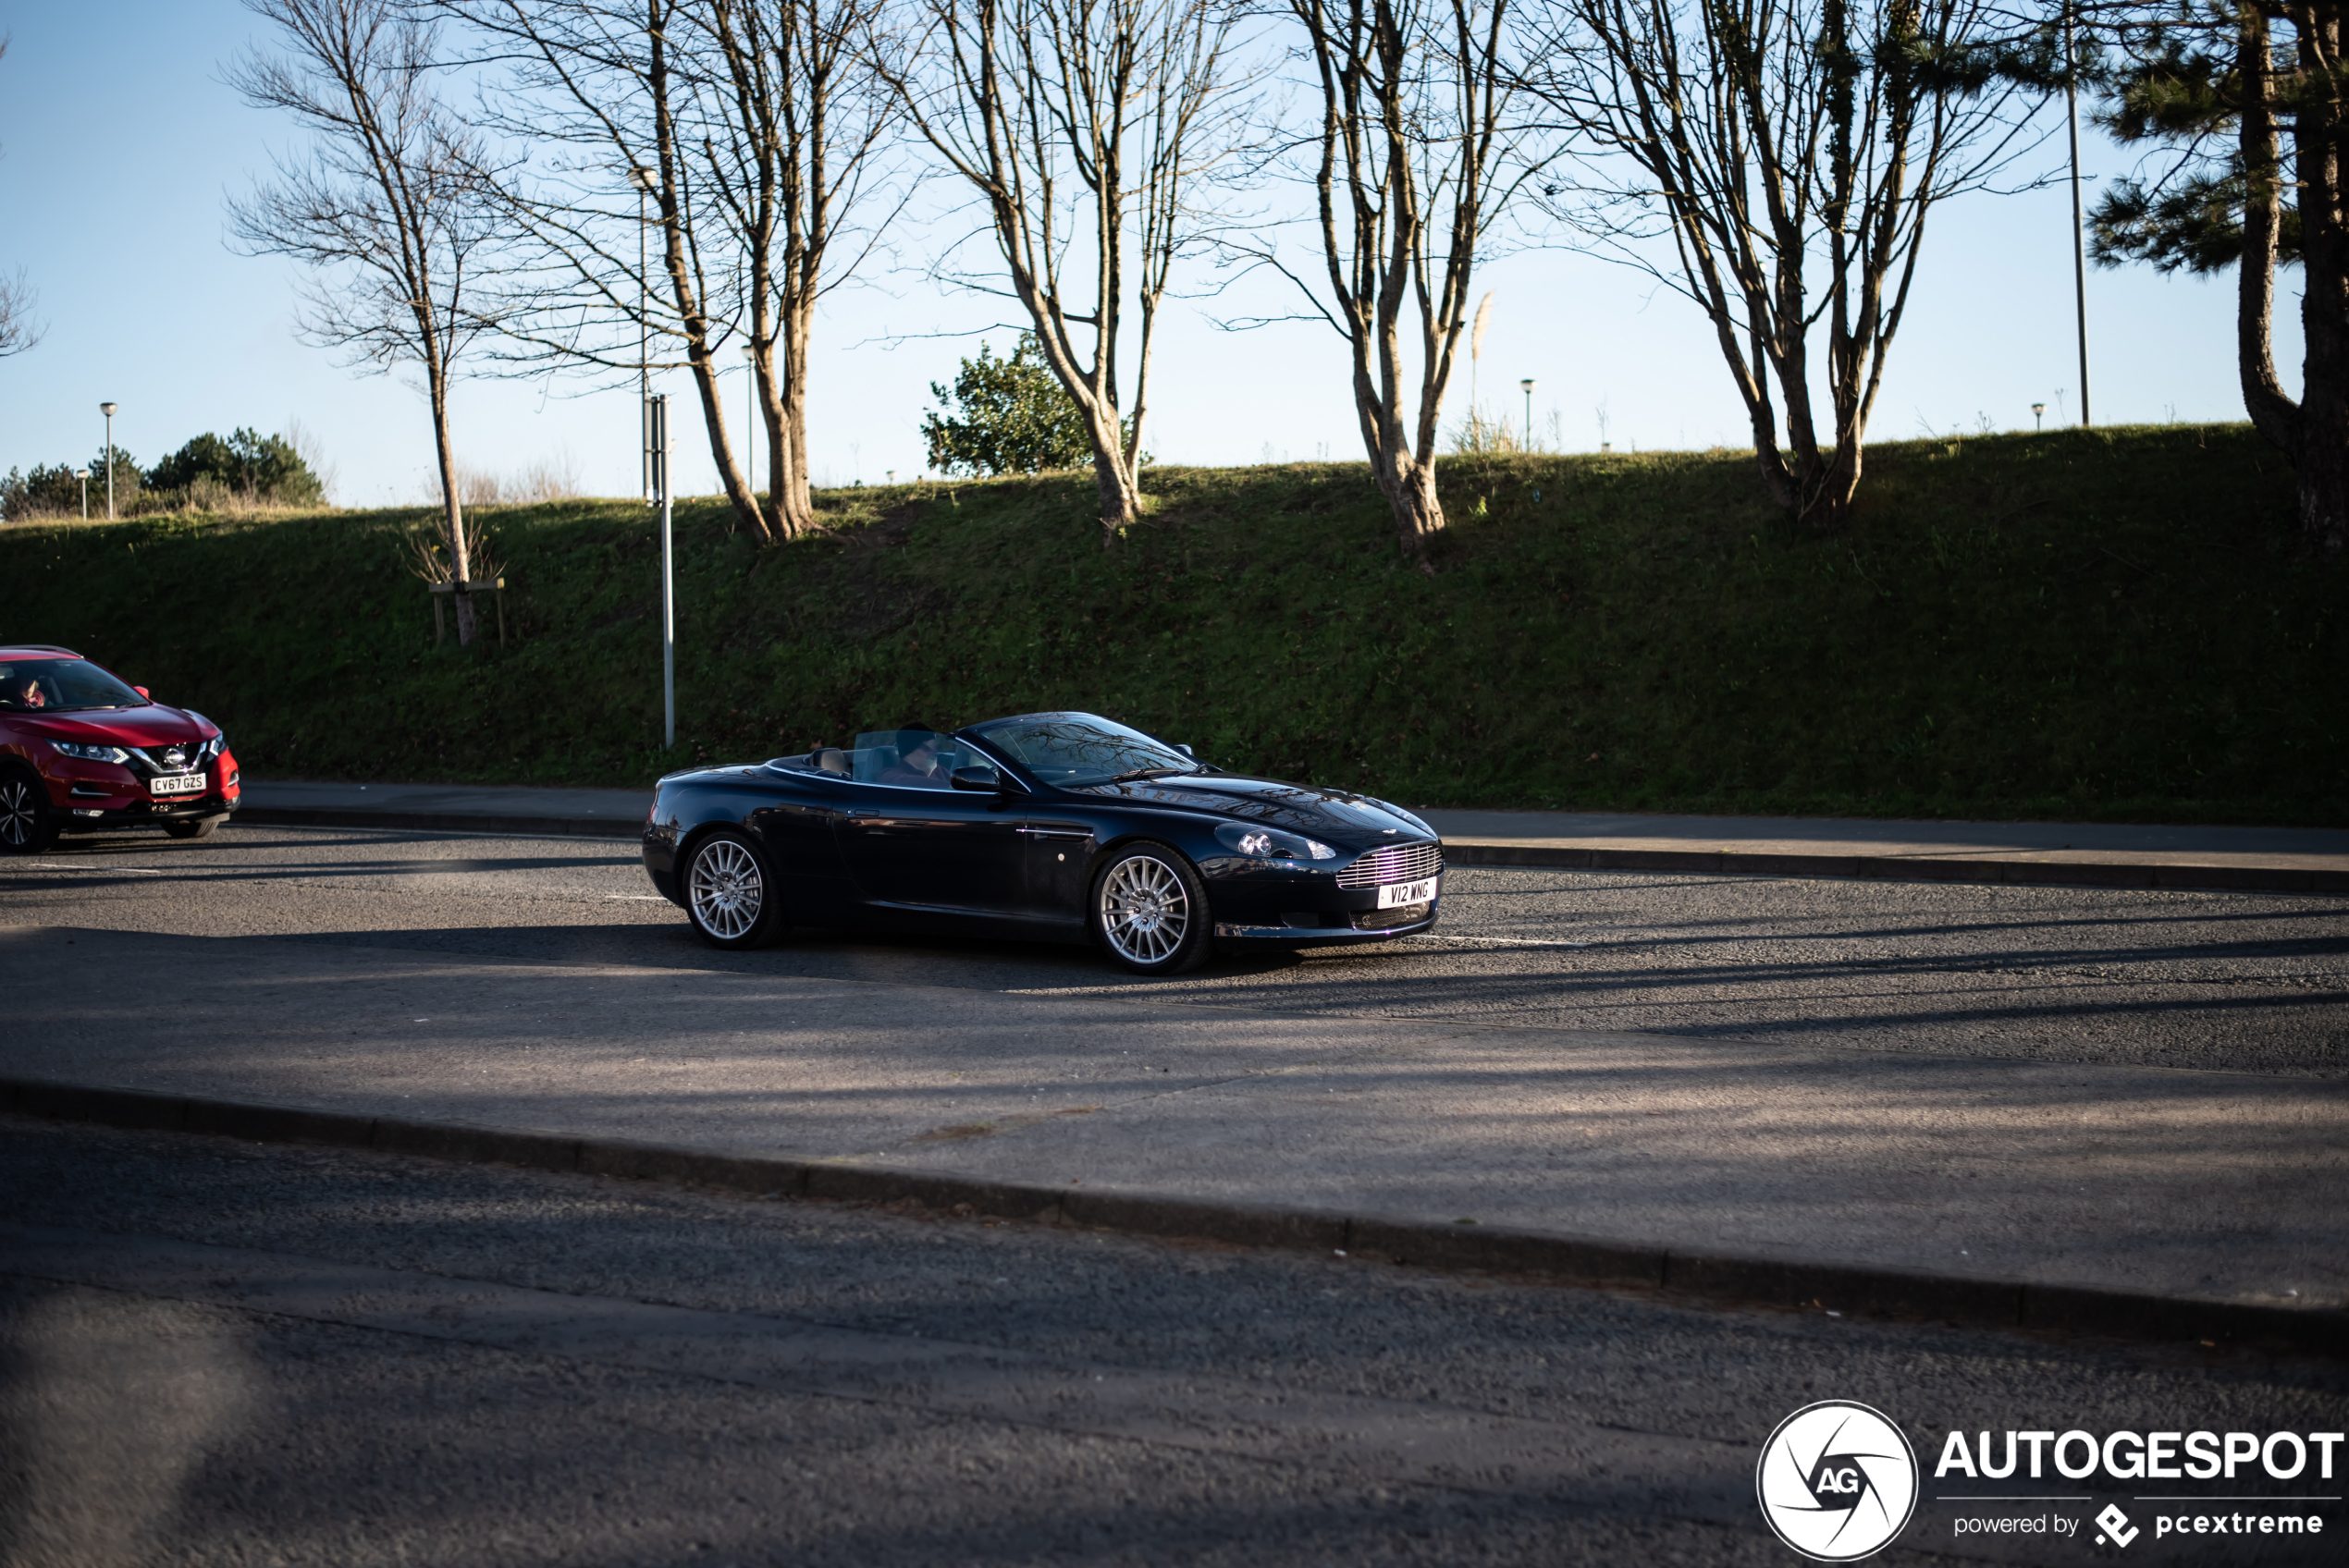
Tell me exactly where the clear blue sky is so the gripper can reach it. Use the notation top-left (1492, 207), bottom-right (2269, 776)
top-left (0, 1), bottom-right (2269, 508)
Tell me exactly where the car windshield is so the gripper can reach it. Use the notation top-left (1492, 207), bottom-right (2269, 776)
top-left (977, 714), bottom-right (1194, 788)
top-left (0, 657), bottom-right (143, 713)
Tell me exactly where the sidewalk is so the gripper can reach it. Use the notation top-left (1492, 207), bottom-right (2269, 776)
top-left (236, 778), bottom-right (2349, 893)
top-left (5, 924), bottom-right (2343, 1353)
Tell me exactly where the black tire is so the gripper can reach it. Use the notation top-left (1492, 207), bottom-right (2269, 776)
top-left (162, 816), bottom-right (221, 840)
top-left (1088, 840), bottom-right (1211, 975)
top-left (681, 827), bottom-right (784, 949)
top-left (0, 768), bottom-right (57, 855)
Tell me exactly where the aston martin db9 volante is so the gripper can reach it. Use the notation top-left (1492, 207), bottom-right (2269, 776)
top-left (641, 711), bottom-right (1443, 974)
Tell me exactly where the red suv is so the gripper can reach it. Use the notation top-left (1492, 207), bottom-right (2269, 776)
top-left (0, 644), bottom-right (240, 852)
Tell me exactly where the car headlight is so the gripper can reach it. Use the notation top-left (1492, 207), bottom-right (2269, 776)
top-left (53, 741), bottom-right (130, 764)
top-left (202, 734), bottom-right (227, 759)
top-left (1216, 824), bottom-right (1337, 861)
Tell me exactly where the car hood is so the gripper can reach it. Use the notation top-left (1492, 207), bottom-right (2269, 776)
top-left (21, 706), bottom-right (218, 747)
top-left (1074, 773), bottom-right (1434, 849)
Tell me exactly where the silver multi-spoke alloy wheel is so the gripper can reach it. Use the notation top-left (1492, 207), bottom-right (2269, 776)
top-left (689, 836), bottom-right (768, 941)
top-left (1097, 851), bottom-right (1191, 966)
top-left (0, 774), bottom-right (51, 853)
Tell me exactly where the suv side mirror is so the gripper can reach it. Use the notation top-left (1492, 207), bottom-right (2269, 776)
top-left (134, 687), bottom-right (150, 700)
top-left (1176, 743), bottom-right (1194, 759)
top-left (949, 766), bottom-right (1003, 793)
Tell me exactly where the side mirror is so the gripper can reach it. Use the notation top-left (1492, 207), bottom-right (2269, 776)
top-left (1176, 743), bottom-right (1194, 759)
top-left (949, 766), bottom-right (1003, 792)
top-left (134, 687), bottom-right (150, 700)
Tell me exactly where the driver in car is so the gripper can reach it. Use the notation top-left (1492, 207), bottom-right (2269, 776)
top-left (879, 731), bottom-right (951, 787)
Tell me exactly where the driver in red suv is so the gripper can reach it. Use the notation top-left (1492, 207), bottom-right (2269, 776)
top-left (0, 645), bottom-right (240, 852)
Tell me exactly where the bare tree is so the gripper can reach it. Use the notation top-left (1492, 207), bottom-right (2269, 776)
top-left (697, 0), bottom-right (903, 536)
top-left (0, 41), bottom-right (44, 361)
top-left (1266, 0), bottom-right (1539, 565)
top-left (456, 0), bottom-right (898, 542)
top-left (875, 0), bottom-right (1245, 543)
top-left (0, 267), bottom-right (41, 360)
top-left (1517, 0), bottom-right (2040, 523)
top-left (228, 0), bottom-right (501, 642)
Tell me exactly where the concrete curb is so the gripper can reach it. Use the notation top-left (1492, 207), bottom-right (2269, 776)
top-left (236, 806), bottom-right (642, 839)
top-left (1444, 842), bottom-right (2349, 895)
top-left (232, 806), bottom-right (2349, 893)
top-left (7, 1074), bottom-right (2340, 1358)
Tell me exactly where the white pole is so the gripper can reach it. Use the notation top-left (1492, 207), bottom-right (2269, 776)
top-left (653, 393), bottom-right (674, 750)
top-left (640, 184), bottom-right (651, 500)
top-left (2065, 3), bottom-right (2092, 426)
top-left (100, 403), bottom-right (117, 519)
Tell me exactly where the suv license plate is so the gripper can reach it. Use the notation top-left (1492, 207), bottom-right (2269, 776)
top-left (1377, 876), bottom-right (1436, 909)
top-left (152, 772), bottom-right (206, 797)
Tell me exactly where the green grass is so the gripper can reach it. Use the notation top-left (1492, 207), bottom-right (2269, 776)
top-left (4, 423), bottom-right (2342, 824)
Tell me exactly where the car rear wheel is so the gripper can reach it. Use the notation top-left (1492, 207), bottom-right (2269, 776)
top-left (1089, 842), bottom-right (1211, 975)
top-left (0, 768), bottom-right (57, 854)
top-left (162, 816), bottom-right (220, 839)
top-left (683, 828), bottom-right (783, 949)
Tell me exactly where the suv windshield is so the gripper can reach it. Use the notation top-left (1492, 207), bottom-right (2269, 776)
top-left (0, 658), bottom-right (143, 713)
top-left (978, 714), bottom-right (1194, 788)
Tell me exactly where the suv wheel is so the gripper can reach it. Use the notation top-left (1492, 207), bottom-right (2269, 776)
top-left (0, 768), bottom-right (57, 854)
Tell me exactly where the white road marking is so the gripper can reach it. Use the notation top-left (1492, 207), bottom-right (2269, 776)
top-left (1404, 933), bottom-right (1595, 949)
top-left (23, 862), bottom-right (166, 874)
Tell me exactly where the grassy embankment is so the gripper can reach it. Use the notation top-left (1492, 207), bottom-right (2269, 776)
top-left (2, 423), bottom-right (2341, 824)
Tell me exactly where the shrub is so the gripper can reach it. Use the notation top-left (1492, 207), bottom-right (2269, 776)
top-left (147, 427), bottom-right (326, 508)
top-left (922, 334), bottom-right (1096, 477)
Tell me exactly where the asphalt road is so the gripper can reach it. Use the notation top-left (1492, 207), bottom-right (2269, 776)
top-left (5, 822), bottom-right (2346, 1566)
top-left (6, 820), bottom-right (2344, 1076)
top-left (6, 1117), bottom-right (2346, 1568)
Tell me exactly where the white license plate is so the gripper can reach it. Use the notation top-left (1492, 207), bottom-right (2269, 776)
top-left (1377, 876), bottom-right (1437, 910)
top-left (151, 772), bottom-right (206, 797)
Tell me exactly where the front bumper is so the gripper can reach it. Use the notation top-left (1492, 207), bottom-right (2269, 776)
top-left (55, 793), bottom-right (238, 831)
top-left (1202, 846), bottom-right (1442, 951)
top-left (45, 754), bottom-right (241, 833)
top-left (1211, 909), bottom-right (1439, 951)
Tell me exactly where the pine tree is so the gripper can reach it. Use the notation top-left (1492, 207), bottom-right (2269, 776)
top-left (2089, 1), bottom-right (2349, 554)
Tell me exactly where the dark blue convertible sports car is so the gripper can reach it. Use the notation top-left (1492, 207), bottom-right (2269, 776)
top-left (641, 711), bottom-right (1444, 974)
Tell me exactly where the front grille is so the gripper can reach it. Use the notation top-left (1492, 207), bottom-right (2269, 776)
top-left (1334, 840), bottom-right (1443, 888)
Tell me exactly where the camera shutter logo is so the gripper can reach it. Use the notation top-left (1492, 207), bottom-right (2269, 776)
top-left (1755, 1400), bottom-right (1920, 1562)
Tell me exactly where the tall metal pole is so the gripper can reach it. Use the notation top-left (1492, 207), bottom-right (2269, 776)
top-left (100, 402), bottom-right (117, 519)
top-left (743, 343), bottom-right (756, 497)
top-left (650, 393), bottom-right (674, 750)
top-left (639, 183), bottom-right (651, 500)
top-left (2064, 3), bottom-right (2093, 426)
top-left (1520, 379), bottom-right (1535, 448)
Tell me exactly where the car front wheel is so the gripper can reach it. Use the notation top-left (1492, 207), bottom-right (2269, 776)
top-left (0, 768), bottom-right (57, 854)
top-left (683, 828), bottom-right (783, 949)
top-left (1089, 842), bottom-right (1211, 975)
top-left (162, 816), bottom-right (221, 839)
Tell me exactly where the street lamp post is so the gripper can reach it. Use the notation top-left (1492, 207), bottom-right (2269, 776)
top-left (1519, 379), bottom-right (1535, 450)
top-left (647, 392), bottom-right (675, 750)
top-left (2033, 402), bottom-right (2047, 432)
top-left (99, 403), bottom-right (117, 520)
top-left (2063, 3), bottom-right (2092, 426)
top-left (742, 341), bottom-right (756, 501)
top-left (73, 469), bottom-right (88, 521)
top-left (629, 166), bottom-right (658, 501)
